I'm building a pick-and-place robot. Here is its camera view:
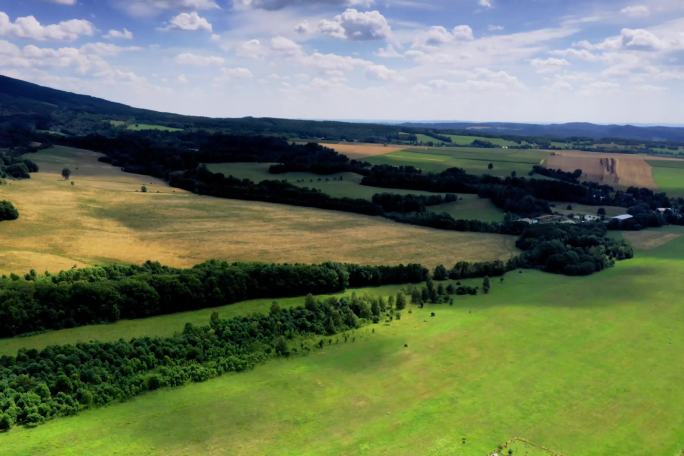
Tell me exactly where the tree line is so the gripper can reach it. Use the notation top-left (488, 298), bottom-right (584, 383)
top-left (0, 292), bottom-right (404, 430)
top-left (0, 260), bottom-right (427, 338)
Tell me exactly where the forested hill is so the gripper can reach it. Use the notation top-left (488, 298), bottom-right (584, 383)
top-left (400, 121), bottom-right (684, 143)
top-left (0, 75), bottom-right (405, 141)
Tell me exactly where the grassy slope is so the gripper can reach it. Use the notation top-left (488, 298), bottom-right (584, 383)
top-left (367, 147), bottom-right (550, 177)
top-left (0, 146), bottom-right (517, 273)
top-left (4, 230), bottom-right (684, 455)
top-left (208, 162), bottom-right (504, 222)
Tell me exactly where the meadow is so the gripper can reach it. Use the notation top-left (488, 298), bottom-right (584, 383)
top-left (3, 228), bottom-right (684, 455)
top-left (366, 147), bottom-right (550, 177)
top-left (109, 120), bottom-right (182, 132)
top-left (0, 146), bottom-right (517, 274)
top-left (647, 159), bottom-right (684, 197)
top-left (208, 162), bottom-right (504, 222)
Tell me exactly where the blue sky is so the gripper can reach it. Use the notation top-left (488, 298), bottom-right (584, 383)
top-left (1, 0), bottom-right (683, 124)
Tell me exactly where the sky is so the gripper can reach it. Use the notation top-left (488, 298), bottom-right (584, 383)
top-left (1, 0), bottom-right (684, 124)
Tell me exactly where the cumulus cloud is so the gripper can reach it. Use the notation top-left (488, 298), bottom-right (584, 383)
top-left (0, 12), bottom-right (94, 41)
top-left (479, 0), bottom-right (493, 8)
top-left (175, 52), bottom-right (225, 66)
top-left (166, 11), bottom-right (213, 32)
top-left (104, 28), bottom-right (133, 40)
top-left (318, 9), bottom-right (391, 41)
top-left (413, 25), bottom-right (474, 49)
top-left (621, 5), bottom-right (650, 17)
top-left (233, 0), bottom-right (374, 10)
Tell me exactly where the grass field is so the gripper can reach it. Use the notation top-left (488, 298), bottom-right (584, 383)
top-left (4, 229), bottom-right (684, 455)
top-left (367, 147), bottom-right (550, 177)
top-left (208, 162), bottom-right (505, 222)
top-left (0, 146), bottom-right (517, 274)
top-left (647, 159), bottom-right (684, 197)
top-left (109, 120), bottom-right (182, 132)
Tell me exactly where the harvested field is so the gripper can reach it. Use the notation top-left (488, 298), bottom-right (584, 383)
top-left (0, 146), bottom-right (518, 273)
top-left (622, 229), bottom-right (682, 251)
top-left (321, 142), bottom-right (405, 159)
top-left (544, 150), bottom-right (656, 188)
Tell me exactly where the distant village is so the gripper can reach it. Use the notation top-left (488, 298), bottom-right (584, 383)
top-left (516, 207), bottom-right (676, 225)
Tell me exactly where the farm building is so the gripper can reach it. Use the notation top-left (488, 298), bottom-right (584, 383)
top-left (612, 214), bottom-right (634, 221)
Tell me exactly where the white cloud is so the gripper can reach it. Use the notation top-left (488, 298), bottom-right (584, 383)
top-left (318, 9), bottom-right (391, 41)
top-left (44, 0), bottom-right (77, 5)
top-left (412, 25), bottom-right (473, 49)
top-left (270, 36), bottom-right (303, 56)
top-left (621, 5), bottom-right (650, 18)
top-left (531, 57), bottom-right (570, 73)
top-left (365, 63), bottom-right (399, 81)
top-left (117, 0), bottom-right (219, 17)
top-left (479, 0), bottom-right (493, 9)
top-left (233, 0), bottom-right (374, 10)
top-left (175, 52), bottom-right (225, 66)
top-left (167, 11), bottom-right (213, 32)
top-left (221, 67), bottom-right (253, 78)
top-left (0, 12), bottom-right (94, 41)
top-left (104, 28), bottom-right (133, 40)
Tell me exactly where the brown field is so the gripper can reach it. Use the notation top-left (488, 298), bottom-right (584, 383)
top-left (544, 150), bottom-right (657, 188)
top-left (622, 229), bottom-right (682, 251)
top-left (321, 142), bottom-right (405, 159)
top-left (0, 146), bottom-right (518, 274)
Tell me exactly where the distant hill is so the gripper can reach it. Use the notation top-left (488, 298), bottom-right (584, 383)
top-left (0, 75), bottom-right (405, 141)
top-left (2, 74), bottom-right (684, 144)
top-left (400, 121), bottom-right (684, 143)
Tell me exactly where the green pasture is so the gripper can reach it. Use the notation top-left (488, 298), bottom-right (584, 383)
top-left (4, 229), bottom-right (684, 455)
top-left (648, 160), bottom-right (684, 197)
top-left (207, 162), bottom-right (505, 222)
top-left (109, 120), bottom-right (181, 132)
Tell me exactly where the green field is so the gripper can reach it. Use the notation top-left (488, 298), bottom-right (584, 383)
top-left (4, 228), bottom-right (684, 455)
top-left (648, 160), bottom-right (684, 197)
top-left (413, 134), bottom-right (522, 148)
top-left (109, 120), bottom-right (182, 132)
top-left (446, 134), bottom-right (522, 148)
top-left (208, 162), bottom-right (505, 222)
top-left (367, 147), bottom-right (550, 177)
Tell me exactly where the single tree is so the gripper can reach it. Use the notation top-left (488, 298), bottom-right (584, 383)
top-left (487, 163), bottom-right (494, 170)
top-left (433, 264), bottom-right (448, 281)
top-left (141, 185), bottom-right (148, 193)
top-left (483, 276), bottom-right (491, 294)
top-left (61, 167), bottom-right (71, 180)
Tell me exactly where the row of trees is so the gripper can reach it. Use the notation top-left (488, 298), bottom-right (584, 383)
top-left (0, 293), bottom-right (403, 430)
top-left (0, 260), bottom-right (427, 338)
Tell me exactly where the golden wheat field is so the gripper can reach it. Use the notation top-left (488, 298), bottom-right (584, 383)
top-left (545, 150), bottom-right (657, 188)
top-left (0, 146), bottom-right (518, 274)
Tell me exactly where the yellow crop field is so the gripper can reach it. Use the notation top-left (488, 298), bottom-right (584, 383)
top-left (0, 146), bottom-right (518, 273)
